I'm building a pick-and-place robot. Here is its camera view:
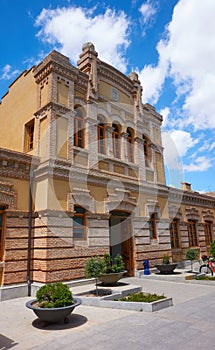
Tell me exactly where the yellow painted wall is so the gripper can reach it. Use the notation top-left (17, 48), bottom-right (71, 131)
top-left (99, 81), bottom-right (131, 105)
top-left (57, 80), bottom-right (69, 106)
top-left (0, 69), bottom-right (37, 152)
top-left (56, 117), bottom-right (68, 158)
top-left (39, 117), bottom-right (47, 158)
top-left (0, 177), bottom-right (29, 210)
top-left (40, 82), bottom-right (49, 107)
top-left (155, 152), bottom-right (165, 184)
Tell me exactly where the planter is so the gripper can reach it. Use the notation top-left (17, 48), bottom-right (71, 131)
top-left (155, 263), bottom-right (177, 275)
top-left (26, 297), bottom-right (82, 323)
top-left (99, 271), bottom-right (126, 286)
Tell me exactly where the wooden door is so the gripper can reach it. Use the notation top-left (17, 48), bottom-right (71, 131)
top-left (109, 212), bottom-right (134, 277)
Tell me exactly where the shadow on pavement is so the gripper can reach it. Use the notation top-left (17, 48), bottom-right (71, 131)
top-left (32, 313), bottom-right (88, 330)
top-left (0, 334), bottom-right (18, 349)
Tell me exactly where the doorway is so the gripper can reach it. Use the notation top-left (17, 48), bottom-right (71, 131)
top-left (109, 211), bottom-right (134, 276)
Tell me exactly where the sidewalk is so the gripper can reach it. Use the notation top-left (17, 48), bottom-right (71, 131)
top-left (0, 275), bottom-right (215, 350)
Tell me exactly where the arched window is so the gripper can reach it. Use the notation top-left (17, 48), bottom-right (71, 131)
top-left (143, 134), bottom-right (150, 167)
top-left (127, 128), bottom-right (134, 162)
top-left (98, 119), bottom-right (106, 154)
top-left (74, 106), bottom-right (84, 148)
top-left (112, 123), bottom-right (121, 158)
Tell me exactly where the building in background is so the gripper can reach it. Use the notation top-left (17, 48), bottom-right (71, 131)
top-left (0, 43), bottom-right (214, 299)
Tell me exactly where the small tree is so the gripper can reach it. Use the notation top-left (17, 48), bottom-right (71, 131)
top-left (209, 240), bottom-right (215, 260)
top-left (185, 248), bottom-right (199, 272)
top-left (85, 256), bottom-right (104, 295)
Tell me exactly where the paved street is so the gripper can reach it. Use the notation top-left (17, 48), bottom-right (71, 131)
top-left (0, 276), bottom-right (215, 350)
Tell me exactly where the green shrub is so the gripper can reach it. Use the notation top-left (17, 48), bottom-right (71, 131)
top-left (102, 254), bottom-right (125, 273)
top-left (116, 292), bottom-right (166, 303)
top-left (185, 248), bottom-right (199, 261)
top-left (85, 256), bottom-right (105, 295)
top-left (36, 282), bottom-right (73, 308)
top-left (185, 248), bottom-right (199, 272)
top-left (162, 254), bottom-right (170, 264)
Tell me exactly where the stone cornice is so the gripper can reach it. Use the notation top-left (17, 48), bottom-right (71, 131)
top-left (169, 186), bottom-right (215, 208)
top-left (34, 101), bottom-right (72, 117)
top-left (33, 51), bottom-right (88, 95)
top-left (0, 148), bottom-right (39, 180)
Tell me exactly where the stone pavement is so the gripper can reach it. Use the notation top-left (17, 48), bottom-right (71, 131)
top-left (0, 273), bottom-right (215, 350)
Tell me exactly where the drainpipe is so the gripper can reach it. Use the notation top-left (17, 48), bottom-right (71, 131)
top-left (27, 168), bottom-right (34, 296)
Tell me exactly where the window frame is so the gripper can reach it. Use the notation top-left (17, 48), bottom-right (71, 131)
top-left (112, 123), bottom-right (121, 158)
top-left (143, 134), bottom-right (150, 167)
top-left (170, 219), bottom-right (180, 248)
top-left (127, 128), bottom-right (134, 162)
top-left (187, 220), bottom-right (198, 247)
top-left (98, 121), bottom-right (106, 154)
top-left (74, 107), bottom-right (85, 148)
top-left (25, 119), bottom-right (35, 151)
top-left (73, 206), bottom-right (86, 240)
top-left (149, 213), bottom-right (157, 239)
top-left (204, 221), bottom-right (213, 246)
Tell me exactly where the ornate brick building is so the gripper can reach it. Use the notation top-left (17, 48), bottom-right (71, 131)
top-left (0, 43), bottom-right (214, 299)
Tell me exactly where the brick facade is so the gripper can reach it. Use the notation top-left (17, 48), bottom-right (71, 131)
top-left (0, 43), bottom-right (214, 297)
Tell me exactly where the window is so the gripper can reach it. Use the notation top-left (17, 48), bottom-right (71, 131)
top-left (170, 219), bottom-right (180, 248)
top-left (112, 123), bottom-right (120, 158)
top-left (127, 128), bottom-right (134, 162)
top-left (25, 120), bottom-right (34, 151)
top-left (187, 220), bottom-right (198, 247)
top-left (143, 135), bottom-right (150, 167)
top-left (0, 207), bottom-right (5, 260)
top-left (73, 206), bottom-right (86, 239)
top-left (205, 221), bottom-right (213, 246)
top-left (74, 107), bottom-right (84, 148)
top-left (149, 213), bottom-right (156, 239)
top-left (98, 121), bottom-right (106, 154)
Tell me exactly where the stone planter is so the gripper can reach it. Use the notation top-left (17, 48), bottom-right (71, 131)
top-left (99, 271), bottom-right (126, 286)
top-left (26, 297), bottom-right (82, 323)
top-left (155, 263), bottom-right (177, 275)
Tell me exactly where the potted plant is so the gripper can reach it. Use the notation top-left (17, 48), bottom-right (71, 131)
top-left (155, 254), bottom-right (177, 274)
top-left (26, 282), bottom-right (82, 323)
top-left (85, 254), bottom-right (126, 289)
top-left (99, 254), bottom-right (126, 285)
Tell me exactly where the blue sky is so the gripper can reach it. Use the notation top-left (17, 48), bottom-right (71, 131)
top-left (0, 0), bottom-right (215, 192)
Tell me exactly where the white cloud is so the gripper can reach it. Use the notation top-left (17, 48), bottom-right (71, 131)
top-left (168, 130), bottom-right (198, 157)
top-left (159, 106), bottom-right (170, 128)
top-left (35, 7), bottom-right (130, 73)
top-left (139, 1), bottom-right (158, 25)
top-left (139, 0), bottom-right (215, 130)
top-left (184, 156), bottom-right (212, 172)
top-left (0, 65), bottom-right (20, 81)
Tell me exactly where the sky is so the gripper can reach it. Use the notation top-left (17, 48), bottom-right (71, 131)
top-left (0, 0), bottom-right (215, 193)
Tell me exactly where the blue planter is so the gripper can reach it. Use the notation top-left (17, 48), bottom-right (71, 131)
top-left (26, 297), bottom-right (82, 323)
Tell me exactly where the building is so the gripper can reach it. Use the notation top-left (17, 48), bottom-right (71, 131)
top-left (0, 43), bottom-right (214, 299)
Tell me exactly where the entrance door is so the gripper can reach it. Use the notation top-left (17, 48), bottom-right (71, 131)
top-left (109, 211), bottom-right (134, 276)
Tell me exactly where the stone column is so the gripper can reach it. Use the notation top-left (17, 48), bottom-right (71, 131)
top-left (86, 103), bottom-right (98, 168)
top-left (121, 132), bottom-right (128, 162)
top-left (106, 126), bottom-right (114, 157)
top-left (134, 137), bottom-right (146, 182)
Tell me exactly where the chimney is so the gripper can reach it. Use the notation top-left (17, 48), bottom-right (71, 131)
top-left (181, 182), bottom-right (192, 192)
